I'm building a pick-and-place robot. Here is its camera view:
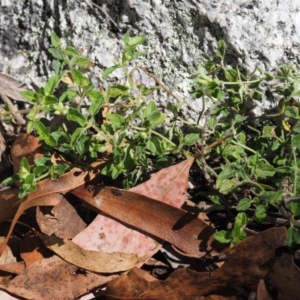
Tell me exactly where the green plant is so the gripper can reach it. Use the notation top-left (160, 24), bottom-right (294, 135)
top-left (3, 32), bottom-right (300, 247)
top-left (2, 31), bottom-right (200, 195)
top-left (192, 40), bottom-right (300, 246)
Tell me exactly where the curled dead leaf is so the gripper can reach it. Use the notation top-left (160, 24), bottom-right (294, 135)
top-left (38, 233), bottom-right (144, 273)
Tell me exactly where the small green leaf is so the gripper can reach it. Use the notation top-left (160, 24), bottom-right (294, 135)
top-left (101, 164), bottom-right (122, 179)
top-left (71, 69), bottom-right (86, 86)
top-left (291, 201), bottom-right (300, 216)
top-left (59, 89), bottom-right (78, 102)
top-left (265, 73), bottom-right (274, 81)
top-left (34, 153), bottom-right (52, 166)
top-left (146, 111), bottom-right (165, 126)
top-left (45, 75), bottom-right (59, 95)
top-left (19, 157), bottom-right (31, 177)
top-left (102, 66), bottom-right (119, 78)
top-left (123, 30), bottom-right (130, 45)
top-left (259, 191), bottom-right (283, 203)
top-left (20, 91), bottom-right (37, 102)
top-left (19, 183), bottom-right (36, 198)
top-left (236, 198), bottom-right (252, 211)
top-left (66, 107), bottom-right (87, 126)
top-left (213, 230), bottom-right (231, 244)
top-left (88, 91), bottom-right (105, 117)
top-left (255, 205), bottom-right (267, 220)
top-left (231, 213), bottom-right (247, 244)
top-left (44, 95), bottom-right (58, 105)
top-left (72, 56), bottom-right (94, 68)
top-left (146, 138), bottom-right (163, 156)
top-left (275, 166), bottom-right (293, 174)
top-left (224, 68), bottom-right (238, 82)
top-left (107, 85), bottom-right (129, 98)
top-left (255, 164), bottom-right (276, 179)
top-left (2, 174), bottom-right (19, 184)
top-left (143, 100), bottom-right (157, 118)
top-left (285, 106), bottom-right (299, 119)
top-left (34, 165), bottom-right (49, 177)
top-left (64, 46), bottom-right (81, 56)
top-left (128, 35), bottom-right (145, 47)
top-left (50, 31), bottom-right (61, 48)
top-left (182, 133), bottom-right (200, 146)
top-left (252, 91), bottom-right (263, 100)
top-left (262, 126), bottom-right (275, 138)
top-left (217, 165), bottom-right (237, 180)
top-left (75, 135), bottom-right (91, 155)
top-left (70, 127), bottom-right (84, 146)
top-left (234, 114), bottom-right (248, 123)
top-left (44, 134), bottom-right (58, 147)
top-left (107, 114), bottom-right (125, 128)
top-left (235, 212), bottom-right (247, 227)
top-left (48, 48), bottom-right (65, 60)
top-left (26, 120), bottom-right (34, 134)
top-left (216, 178), bottom-right (238, 194)
top-left (286, 227), bottom-right (300, 247)
top-left (56, 163), bottom-right (70, 175)
top-left (208, 116), bottom-right (218, 130)
top-left (208, 195), bottom-right (221, 205)
top-left (292, 134), bottom-right (300, 147)
top-left (216, 40), bottom-right (226, 59)
top-left (34, 120), bottom-right (49, 140)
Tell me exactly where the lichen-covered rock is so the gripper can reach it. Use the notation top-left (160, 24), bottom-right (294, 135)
top-left (0, 0), bottom-right (299, 120)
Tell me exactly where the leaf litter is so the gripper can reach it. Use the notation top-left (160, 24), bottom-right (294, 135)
top-left (0, 132), bottom-right (297, 300)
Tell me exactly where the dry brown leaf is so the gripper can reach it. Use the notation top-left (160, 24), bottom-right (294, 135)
top-left (0, 73), bottom-right (28, 125)
top-left (266, 253), bottom-right (300, 300)
top-left (0, 237), bottom-right (20, 285)
top-left (0, 158), bottom-right (106, 256)
top-left (211, 227), bottom-right (287, 287)
top-left (3, 255), bottom-right (117, 300)
top-left (72, 158), bottom-right (201, 262)
top-left (257, 279), bottom-right (273, 300)
top-left (38, 233), bottom-right (143, 273)
top-left (73, 185), bottom-right (217, 258)
top-left (0, 73), bottom-right (28, 103)
top-left (20, 231), bottom-right (53, 267)
top-left (104, 227), bottom-right (287, 299)
top-left (130, 157), bottom-right (195, 207)
top-left (105, 267), bottom-right (210, 300)
top-left (10, 133), bottom-right (44, 175)
top-left (0, 187), bottom-right (20, 224)
top-left (0, 193), bottom-right (62, 256)
top-left (0, 262), bottom-right (25, 275)
top-left (36, 195), bottom-right (86, 238)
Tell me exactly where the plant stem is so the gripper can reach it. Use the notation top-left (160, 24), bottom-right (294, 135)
top-left (292, 146), bottom-right (298, 195)
top-left (150, 129), bottom-right (177, 146)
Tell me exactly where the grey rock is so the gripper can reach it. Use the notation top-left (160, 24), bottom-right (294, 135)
top-left (0, 0), bottom-right (300, 120)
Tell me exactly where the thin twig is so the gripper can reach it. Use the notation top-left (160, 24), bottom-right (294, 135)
top-left (88, 0), bottom-right (119, 29)
top-left (199, 108), bottom-right (213, 183)
top-left (130, 65), bottom-right (181, 103)
top-left (193, 131), bottom-right (235, 160)
top-left (282, 195), bottom-right (300, 205)
top-left (0, 92), bottom-right (26, 125)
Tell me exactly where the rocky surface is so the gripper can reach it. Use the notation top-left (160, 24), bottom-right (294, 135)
top-left (0, 0), bottom-right (300, 120)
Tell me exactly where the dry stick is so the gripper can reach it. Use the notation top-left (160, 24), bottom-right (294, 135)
top-left (129, 65), bottom-right (194, 122)
top-left (130, 66), bottom-right (181, 103)
top-left (282, 195), bottom-right (300, 205)
top-left (192, 131), bottom-right (235, 158)
top-left (0, 93), bottom-right (26, 125)
top-left (198, 105), bottom-right (212, 184)
top-left (88, 0), bottom-right (119, 29)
